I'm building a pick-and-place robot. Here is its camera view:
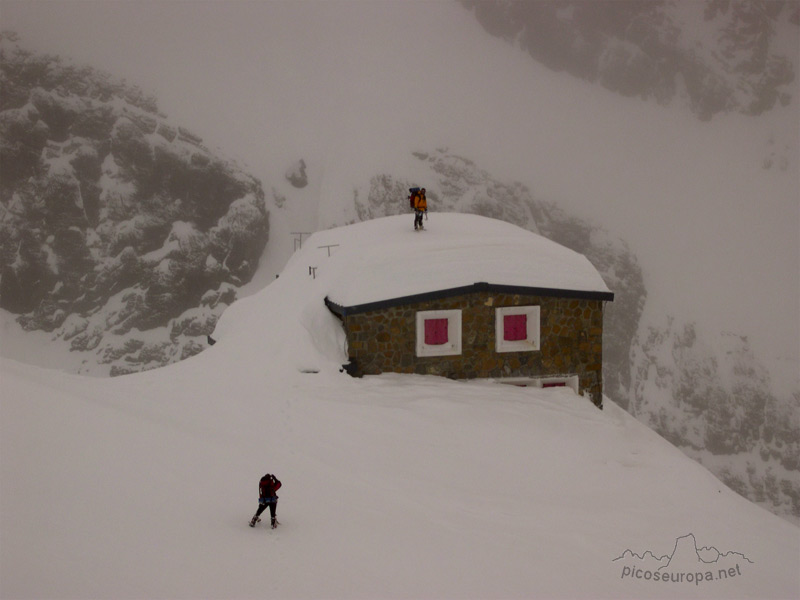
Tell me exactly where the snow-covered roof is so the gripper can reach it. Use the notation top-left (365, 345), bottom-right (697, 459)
top-left (300, 214), bottom-right (613, 312)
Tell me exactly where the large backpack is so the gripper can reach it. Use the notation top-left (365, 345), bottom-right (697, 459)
top-left (260, 474), bottom-right (281, 498)
top-left (408, 187), bottom-right (420, 209)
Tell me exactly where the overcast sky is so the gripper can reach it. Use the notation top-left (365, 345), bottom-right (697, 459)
top-left (1, 0), bottom-right (490, 164)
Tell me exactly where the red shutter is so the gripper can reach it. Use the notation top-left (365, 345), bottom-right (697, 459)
top-left (424, 318), bottom-right (449, 345)
top-left (503, 314), bottom-right (527, 341)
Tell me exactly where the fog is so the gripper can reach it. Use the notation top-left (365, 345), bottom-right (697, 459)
top-left (2, 0), bottom-right (798, 372)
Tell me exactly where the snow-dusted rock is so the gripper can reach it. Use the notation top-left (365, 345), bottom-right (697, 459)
top-left (285, 158), bottom-right (308, 188)
top-left (0, 35), bottom-right (269, 370)
top-left (461, 0), bottom-right (796, 120)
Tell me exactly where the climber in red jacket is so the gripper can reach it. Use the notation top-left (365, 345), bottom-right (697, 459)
top-left (249, 473), bottom-right (282, 528)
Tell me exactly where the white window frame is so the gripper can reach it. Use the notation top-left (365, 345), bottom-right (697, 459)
top-left (416, 309), bottom-right (462, 357)
top-left (495, 305), bottom-right (540, 353)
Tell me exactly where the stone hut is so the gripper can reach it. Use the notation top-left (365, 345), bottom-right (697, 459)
top-left (317, 214), bottom-right (613, 408)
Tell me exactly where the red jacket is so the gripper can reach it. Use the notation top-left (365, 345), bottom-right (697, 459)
top-left (259, 474), bottom-right (282, 500)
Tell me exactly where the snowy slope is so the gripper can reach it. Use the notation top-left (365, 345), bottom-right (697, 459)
top-left (2, 0), bottom-right (798, 544)
top-left (2, 217), bottom-right (798, 599)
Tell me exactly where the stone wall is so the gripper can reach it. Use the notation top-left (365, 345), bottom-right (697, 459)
top-left (339, 291), bottom-right (606, 407)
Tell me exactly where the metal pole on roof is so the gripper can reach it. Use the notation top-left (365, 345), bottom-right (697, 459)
top-left (317, 244), bottom-right (339, 257)
top-left (291, 232), bottom-right (312, 251)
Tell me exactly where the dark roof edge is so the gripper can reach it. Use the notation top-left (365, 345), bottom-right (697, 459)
top-left (325, 282), bottom-right (614, 317)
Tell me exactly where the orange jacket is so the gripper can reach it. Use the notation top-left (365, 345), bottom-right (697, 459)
top-left (414, 192), bottom-right (427, 211)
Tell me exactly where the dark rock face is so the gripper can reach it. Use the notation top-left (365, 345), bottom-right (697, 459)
top-left (0, 34), bottom-right (269, 371)
top-left (285, 159), bottom-right (308, 188)
top-left (459, 0), bottom-right (797, 120)
top-left (631, 319), bottom-right (800, 521)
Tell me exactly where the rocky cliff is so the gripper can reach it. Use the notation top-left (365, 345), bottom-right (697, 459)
top-left (0, 33), bottom-right (269, 373)
top-left (631, 317), bottom-right (800, 521)
top-left (460, 0), bottom-right (797, 120)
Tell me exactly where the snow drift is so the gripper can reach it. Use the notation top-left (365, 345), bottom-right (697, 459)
top-left (2, 214), bottom-right (798, 599)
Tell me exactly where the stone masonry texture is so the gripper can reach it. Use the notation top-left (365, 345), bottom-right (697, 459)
top-left (338, 291), bottom-right (606, 407)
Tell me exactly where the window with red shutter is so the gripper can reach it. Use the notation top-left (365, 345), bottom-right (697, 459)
top-left (503, 313), bottom-right (527, 341)
top-left (424, 318), bottom-right (449, 345)
top-left (416, 309), bottom-right (462, 357)
top-left (495, 305), bottom-right (540, 353)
